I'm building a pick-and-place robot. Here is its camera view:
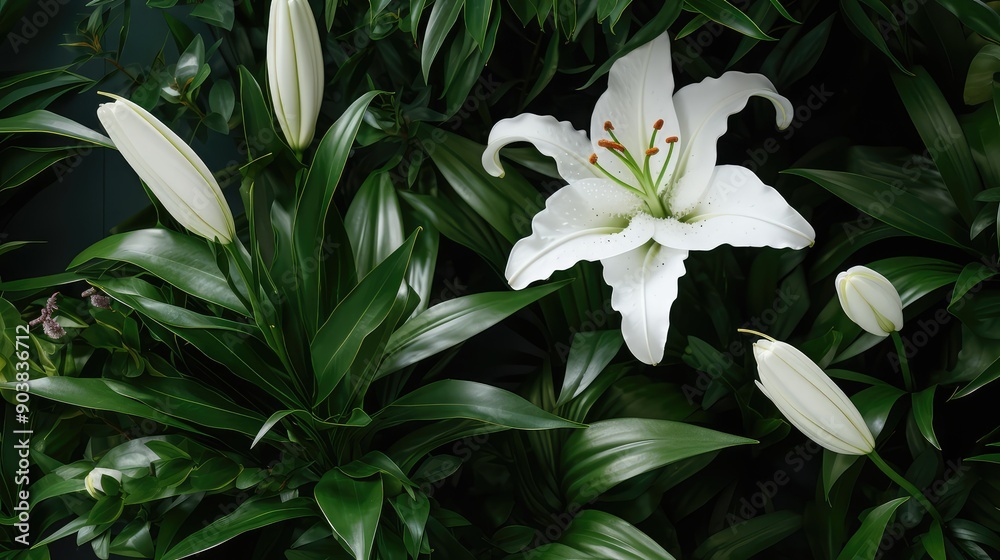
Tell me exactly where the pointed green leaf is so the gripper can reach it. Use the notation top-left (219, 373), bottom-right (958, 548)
top-left (311, 232), bottom-right (417, 405)
top-left (693, 511), bottom-right (801, 560)
top-left (836, 497), bottom-right (909, 560)
top-left (69, 229), bottom-right (248, 314)
top-left (892, 67), bottom-right (982, 224)
top-left (912, 386), bottom-right (941, 450)
top-left (379, 280), bottom-right (570, 377)
top-left (373, 379), bottom-right (583, 430)
top-left (293, 91), bottom-right (381, 331)
top-left (160, 498), bottom-right (315, 560)
top-left (0, 109), bottom-right (113, 148)
top-left (786, 169), bottom-right (972, 250)
top-left (560, 418), bottom-right (756, 504)
top-left (557, 330), bottom-right (623, 406)
top-left (315, 470), bottom-right (382, 560)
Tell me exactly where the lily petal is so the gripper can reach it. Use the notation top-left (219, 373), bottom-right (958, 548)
top-left (482, 114), bottom-right (598, 181)
top-left (652, 165), bottom-right (814, 251)
top-left (506, 179), bottom-right (653, 290)
top-left (669, 72), bottom-right (793, 214)
top-left (590, 32), bottom-right (680, 182)
top-left (601, 242), bottom-right (688, 365)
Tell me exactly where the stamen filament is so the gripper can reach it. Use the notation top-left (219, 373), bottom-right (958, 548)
top-left (655, 140), bottom-right (676, 194)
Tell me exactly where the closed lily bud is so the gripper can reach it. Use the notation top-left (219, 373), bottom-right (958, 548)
top-left (748, 335), bottom-right (875, 455)
top-left (836, 265), bottom-right (903, 337)
top-left (267, 0), bottom-right (324, 152)
top-left (96, 94), bottom-right (236, 243)
top-left (85, 468), bottom-right (123, 499)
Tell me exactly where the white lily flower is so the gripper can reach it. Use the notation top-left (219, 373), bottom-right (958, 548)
top-left (96, 94), bottom-right (237, 244)
top-left (748, 334), bottom-right (875, 455)
top-left (836, 265), bottom-right (903, 336)
top-left (267, 0), bottom-right (324, 152)
top-left (85, 467), bottom-right (123, 499)
top-left (482, 33), bottom-right (815, 365)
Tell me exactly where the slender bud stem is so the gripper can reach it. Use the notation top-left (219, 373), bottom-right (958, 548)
top-left (868, 450), bottom-right (944, 526)
top-left (890, 331), bottom-right (913, 392)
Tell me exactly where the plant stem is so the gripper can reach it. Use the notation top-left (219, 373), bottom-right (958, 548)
top-left (868, 450), bottom-right (944, 526)
top-left (891, 331), bottom-right (913, 392)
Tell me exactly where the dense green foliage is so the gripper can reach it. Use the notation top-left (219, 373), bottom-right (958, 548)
top-left (1, 0), bottom-right (999, 558)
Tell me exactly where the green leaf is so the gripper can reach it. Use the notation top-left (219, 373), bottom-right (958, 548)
top-left (398, 191), bottom-right (508, 268)
top-left (325, 0), bottom-right (336, 29)
top-left (190, 0), bottom-right (235, 29)
top-left (686, 0), bottom-right (775, 40)
top-left (560, 418), bottom-right (756, 504)
top-left (964, 44), bottom-right (1000, 104)
top-left (88, 495), bottom-right (125, 525)
top-left (597, 0), bottom-right (633, 30)
top-left (391, 493), bottom-right (430, 558)
top-left (238, 66), bottom-right (283, 160)
top-left (373, 379), bottom-right (583, 430)
top-left (464, 0), bottom-right (492, 49)
top-left (378, 280), bottom-right (569, 376)
top-left (420, 0), bottom-right (463, 82)
top-left (557, 330), bottom-right (623, 406)
top-left (777, 15), bottom-right (833, 87)
top-left (315, 470), bottom-right (382, 560)
top-left (912, 386), bottom-right (941, 450)
top-left (693, 511), bottom-right (802, 560)
top-left (529, 510), bottom-right (677, 559)
top-left (0, 145), bottom-right (87, 191)
top-left (68, 229), bottom-right (248, 314)
top-left (1, 378), bottom-right (196, 432)
top-left (785, 169), bottom-right (972, 250)
top-left (0, 110), bottom-right (114, 148)
top-left (836, 497), bottom-right (910, 560)
top-left (923, 520), bottom-right (947, 560)
top-left (839, 0), bottom-right (912, 75)
top-left (311, 232), bottom-right (417, 406)
top-left (423, 128), bottom-right (541, 243)
top-left (951, 261), bottom-right (998, 307)
top-left (104, 377), bottom-right (268, 439)
top-left (345, 171), bottom-right (405, 279)
top-left (294, 91), bottom-right (380, 332)
top-left (92, 277), bottom-right (253, 334)
top-left (160, 498), bottom-right (316, 560)
top-left (934, 0), bottom-right (1000, 42)
top-left (891, 67), bottom-right (982, 224)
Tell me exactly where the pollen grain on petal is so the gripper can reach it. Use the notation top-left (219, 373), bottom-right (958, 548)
top-left (604, 120), bottom-right (614, 131)
top-left (653, 119), bottom-right (664, 130)
top-left (665, 136), bottom-right (679, 144)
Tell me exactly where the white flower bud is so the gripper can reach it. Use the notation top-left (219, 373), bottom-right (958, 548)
top-left (751, 337), bottom-right (875, 455)
top-left (267, 0), bottom-right (324, 151)
top-left (836, 265), bottom-right (903, 336)
top-left (96, 94), bottom-right (236, 244)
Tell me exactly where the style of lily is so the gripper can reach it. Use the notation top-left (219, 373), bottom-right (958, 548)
top-left (482, 33), bottom-right (816, 365)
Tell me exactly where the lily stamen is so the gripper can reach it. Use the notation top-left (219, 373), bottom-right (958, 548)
top-left (655, 138), bottom-right (677, 194)
top-left (648, 119), bottom-right (664, 149)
